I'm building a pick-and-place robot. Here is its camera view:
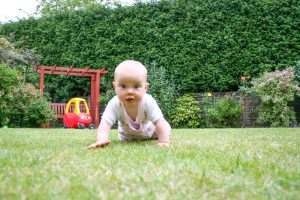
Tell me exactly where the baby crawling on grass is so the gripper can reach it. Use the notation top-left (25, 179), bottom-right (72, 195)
top-left (88, 60), bottom-right (171, 148)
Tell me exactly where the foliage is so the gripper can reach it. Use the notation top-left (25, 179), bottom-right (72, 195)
top-left (0, 63), bottom-right (54, 127)
top-left (295, 61), bottom-right (300, 97)
top-left (170, 93), bottom-right (200, 128)
top-left (207, 95), bottom-right (243, 128)
top-left (238, 85), bottom-right (254, 98)
top-left (0, 35), bottom-right (40, 91)
top-left (36, 0), bottom-right (105, 16)
top-left (147, 62), bottom-right (177, 120)
top-left (24, 98), bottom-right (55, 127)
top-left (295, 60), bottom-right (300, 83)
top-left (198, 94), bottom-right (214, 128)
top-left (0, 63), bottom-right (22, 126)
top-left (9, 84), bottom-right (42, 127)
top-left (251, 67), bottom-right (297, 127)
top-left (0, 37), bottom-right (49, 127)
top-left (0, 0), bottom-right (299, 102)
top-left (99, 88), bottom-right (116, 105)
top-left (238, 76), bottom-right (254, 97)
top-left (0, 36), bottom-right (40, 67)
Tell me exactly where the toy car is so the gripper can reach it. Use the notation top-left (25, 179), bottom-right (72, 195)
top-left (63, 97), bottom-right (95, 129)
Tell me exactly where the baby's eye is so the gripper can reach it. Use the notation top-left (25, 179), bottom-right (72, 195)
top-left (134, 85), bottom-right (141, 89)
top-left (120, 84), bottom-right (126, 89)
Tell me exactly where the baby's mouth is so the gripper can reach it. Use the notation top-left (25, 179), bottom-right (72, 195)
top-left (126, 97), bottom-right (134, 103)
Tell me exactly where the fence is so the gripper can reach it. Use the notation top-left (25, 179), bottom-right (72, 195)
top-left (195, 92), bottom-right (259, 127)
top-left (195, 92), bottom-right (300, 127)
top-left (48, 93), bottom-right (300, 128)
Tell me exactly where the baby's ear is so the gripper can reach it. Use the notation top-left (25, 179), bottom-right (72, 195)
top-left (145, 83), bottom-right (150, 90)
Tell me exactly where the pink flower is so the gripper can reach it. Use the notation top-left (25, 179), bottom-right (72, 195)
top-left (241, 76), bottom-right (246, 81)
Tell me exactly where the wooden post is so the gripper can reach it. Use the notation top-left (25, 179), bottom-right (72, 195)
top-left (94, 72), bottom-right (101, 127)
top-left (39, 67), bottom-right (44, 97)
top-left (90, 74), bottom-right (96, 126)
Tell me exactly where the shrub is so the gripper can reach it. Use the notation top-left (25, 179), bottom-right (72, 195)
top-left (206, 95), bottom-right (243, 128)
top-left (99, 87), bottom-right (115, 105)
top-left (199, 94), bottom-right (214, 128)
top-left (170, 94), bottom-right (200, 128)
top-left (147, 62), bottom-right (177, 121)
top-left (0, 63), bottom-right (22, 126)
top-left (295, 61), bottom-right (300, 97)
top-left (24, 98), bottom-right (55, 127)
top-left (238, 76), bottom-right (254, 97)
top-left (9, 83), bottom-right (41, 127)
top-left (251, 67), bottom-right (297, 127)
top-left (295, 61), bottom-right (300, 83)
top-left (0, 63), bottom-right (54, 127)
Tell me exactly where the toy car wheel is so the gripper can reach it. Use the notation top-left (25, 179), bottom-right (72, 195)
top-left (78, 123), bottom-right (85, 129)
top-left (89, 124), bottom-right (96, 129)
top-left (63, 124), bottom-right (67, 129)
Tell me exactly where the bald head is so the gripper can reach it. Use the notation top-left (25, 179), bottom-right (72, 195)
top-left (114, 60), bottom-right (148, 82)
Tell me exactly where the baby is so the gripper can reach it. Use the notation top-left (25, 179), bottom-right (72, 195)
top-left (88, 60), bottom-right (171, 148)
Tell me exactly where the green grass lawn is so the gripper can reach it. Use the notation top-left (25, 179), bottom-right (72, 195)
top-left (0, 128), bottom-right (299, 200)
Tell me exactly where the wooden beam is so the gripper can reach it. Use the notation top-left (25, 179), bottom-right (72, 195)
top-left (39, 67), bottom-right (44, 97)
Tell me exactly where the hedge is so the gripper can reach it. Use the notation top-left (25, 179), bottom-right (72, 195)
top-left (0, 0), bottom-right (299, 102)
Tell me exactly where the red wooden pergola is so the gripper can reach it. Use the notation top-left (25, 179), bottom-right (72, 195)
top-left (36, 65), bottom-right (108, 127)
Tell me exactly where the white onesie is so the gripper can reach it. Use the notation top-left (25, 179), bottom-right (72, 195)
top-left (101, 93), bottom-right (169, 141)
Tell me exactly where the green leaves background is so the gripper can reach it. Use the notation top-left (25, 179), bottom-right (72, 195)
top-left (1, 0), bottom-right (299, 101)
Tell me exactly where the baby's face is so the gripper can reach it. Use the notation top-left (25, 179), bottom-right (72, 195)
top-left (113, 64), bottom-right (149, 108)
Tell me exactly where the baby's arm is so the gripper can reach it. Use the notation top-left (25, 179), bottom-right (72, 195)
top-left (155, 118), bottom-right (171, 147)
top-left (88, 119), bottom-right (112, 149)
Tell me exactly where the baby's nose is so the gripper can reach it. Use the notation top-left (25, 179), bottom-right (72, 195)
top-left (126, 87), bottom-right (134, 93)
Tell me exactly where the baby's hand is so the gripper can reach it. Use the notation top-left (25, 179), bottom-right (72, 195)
top-left (88, 139), bottom-right (110, 149)
top-left (157, 142), bottom-right (169, 147)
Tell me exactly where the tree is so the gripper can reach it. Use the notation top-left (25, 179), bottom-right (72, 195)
top-left (36, 0), bottom-right (117, 15)
top-left (0, 36), bottom-right (53, 127)
top-left (0, 36), bottom-right (40, 86)
top-left (0, 36), bottom-right (39, 67)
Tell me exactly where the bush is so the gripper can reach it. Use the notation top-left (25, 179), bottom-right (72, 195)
top-left (170, 94), bottom-right (200, 128)
top-left (0, 63), bottom-right (22, 126)
top-left (295, 61), bottom-right (300, 83)
top-left (252, 67), bottom-right (297, 127)
top-left (205, 95), bottom-right (243, 128)
top-left (9, 83), bottom-right (41, 127)
top-left (99, 87), bottom-right (115, 105)
top-left (295, 61), bottom-right (300, 97)
top-left (198, 94), bottom-right (214, 128)
top-left (24, 98), bottom-right (55, 127)
top-left (147, 62), bottom-right (177, 121)
top-left (0, 63), bottom-right (54, 127)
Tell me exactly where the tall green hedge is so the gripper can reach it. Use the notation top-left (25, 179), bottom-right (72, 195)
top-left (1, 0), bottom-right (299, 101)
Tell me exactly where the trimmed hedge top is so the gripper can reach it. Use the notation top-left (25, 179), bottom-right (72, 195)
top-left (1, 0), bottom-right (299, 100)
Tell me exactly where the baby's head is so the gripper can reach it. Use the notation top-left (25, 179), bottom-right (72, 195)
top-left (114, 60), bottom-right (148, 82)
top-left (113, 60), bottom-right (149, 106)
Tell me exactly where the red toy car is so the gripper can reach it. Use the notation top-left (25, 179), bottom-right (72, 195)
top-left (63, 98), bottom-right (95, 129)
